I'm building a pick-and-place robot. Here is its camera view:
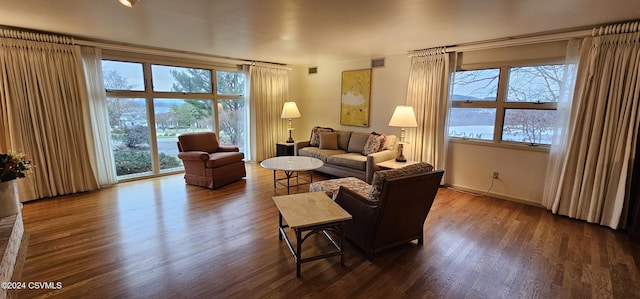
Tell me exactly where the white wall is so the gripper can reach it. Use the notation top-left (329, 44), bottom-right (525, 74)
top-left (447, 141), bottom-right (548, 206)
top-left (289, 54), bottom-right (411, 140)
top-left (290, 49), bottom-right (555, 206)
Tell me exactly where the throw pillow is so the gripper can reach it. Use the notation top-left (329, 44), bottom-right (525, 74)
top-left (383, 135), bottom-right (396, 150)
top-left (319, 132), bottom-right (338, 149)
top-left (347, 132), bottom-right (371, 153)
top-left (361, 134), bottom-right (386, 155)
top-left (309, 126), bottom-right (333, 147)
top-left (334, 130), bottom-right (352, 151)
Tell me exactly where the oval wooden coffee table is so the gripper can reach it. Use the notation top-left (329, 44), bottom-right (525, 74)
top-left (260, 156), bottom-right (323, 194)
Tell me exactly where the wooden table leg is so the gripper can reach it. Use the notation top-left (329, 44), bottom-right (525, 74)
top-left (278, 213), bottom-right (283, 240)
top-left (296, 229), bottom-right (302, 277)
top-left (340, 223), bottom-right (345, 266)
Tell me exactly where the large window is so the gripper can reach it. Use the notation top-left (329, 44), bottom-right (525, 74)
top-left (103, 59), bottom-right (246, 179)
top-left (216, 71), bottom-right (246, 151)
top-left (448, 63), bottom-right (564, 146)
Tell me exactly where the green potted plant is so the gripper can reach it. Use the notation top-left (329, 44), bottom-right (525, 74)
top-left (0, 151), bottom-right (32, 218)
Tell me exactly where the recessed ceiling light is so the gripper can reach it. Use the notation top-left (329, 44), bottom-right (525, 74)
top-left (119, 0), bottom-right (139, 8)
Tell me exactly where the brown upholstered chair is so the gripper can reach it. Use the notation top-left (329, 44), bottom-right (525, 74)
top-left (177, 132), bottom-right (246, 189)
top-left (331, 163), bottom-right (444, 260)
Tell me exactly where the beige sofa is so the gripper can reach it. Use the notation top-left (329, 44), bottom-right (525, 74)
top-left (294, 128), bottom-right (397, 183)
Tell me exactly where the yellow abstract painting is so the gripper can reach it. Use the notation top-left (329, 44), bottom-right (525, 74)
top-left (340, 69), bottom-right (371, 127)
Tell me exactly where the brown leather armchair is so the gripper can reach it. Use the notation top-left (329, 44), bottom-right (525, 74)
top-left (177, 132), bottom-right (246, 189)
top-left (333, 165), bottom-right (444, 260)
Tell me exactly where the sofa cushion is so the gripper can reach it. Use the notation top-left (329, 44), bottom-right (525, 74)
top-left (298, 147), bottom-right (346, 163)
top-left (369, 162), bottom-right (434, 201)
top-left (334, 130), bottom-right (352, 151)
top-left (309, 126), bottom-right (334, 147)
top-left (319, 132), bottom-right (338, 149)
top-left (326, 153), bottom-right (367, 171)
top-left (347, 132), bottom-right (370, 153)
top-left (205, 151), bottom-right (245, 168)
top-left (362, 134), bottom-right (386, 155)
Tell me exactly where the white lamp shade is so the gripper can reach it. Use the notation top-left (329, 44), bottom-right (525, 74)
top-left (388, 106), bottom-right (417, 127)
top-left (281, 102), bottom-right (302, 119)
top-left (119, 0), bottom-right (138, 7)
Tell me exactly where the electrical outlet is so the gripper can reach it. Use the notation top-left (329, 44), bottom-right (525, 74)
top-left (493, 171), bottom-right (499, 179)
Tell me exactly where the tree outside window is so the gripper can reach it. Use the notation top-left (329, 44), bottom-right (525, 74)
top-left (103, 60), bottom-right (247, 178)
top-left (449, 64), bottom-right (564, 145)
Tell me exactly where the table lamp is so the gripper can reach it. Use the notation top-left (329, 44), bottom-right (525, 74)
top-left (281, 101), bottom-right (302, 143)
top-left (388, 105), bottom-right (418, 162)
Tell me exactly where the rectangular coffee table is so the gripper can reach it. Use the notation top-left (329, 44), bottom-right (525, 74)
top-left (272, 192), bottom-right (352, 277)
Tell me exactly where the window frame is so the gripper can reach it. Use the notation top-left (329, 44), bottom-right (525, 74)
top-left (102, 52), bottom-right (246, 180)
top-left (449, 59), bottom-right (563, 149)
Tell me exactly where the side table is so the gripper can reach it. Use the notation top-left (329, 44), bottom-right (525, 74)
top-left (377, 159), bottom-right (418, 170)
top-left (276, 142), bottom-right (295, 156)
top-left (272, 192), bottom-right (352, 277)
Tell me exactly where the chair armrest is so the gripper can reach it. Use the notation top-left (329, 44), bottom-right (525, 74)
top-left (294, 140), bottom-right (310, 156)
top-left (217, 146), bottom-right (240, 152)
top-left (365, 149), bottom-right (396, 183)
top-left (177, 151), bottom-right (209, 161)
top-left (335, 186), bottom-right (378, 219)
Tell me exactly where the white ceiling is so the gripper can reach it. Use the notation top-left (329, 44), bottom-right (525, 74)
top-left (1, 0), bottom-right (639, 66)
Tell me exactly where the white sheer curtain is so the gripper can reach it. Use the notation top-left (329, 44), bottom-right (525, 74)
top-left (542, 39), bottom-right (582, 208)
top-left (80, 47), bottom-right (117, 186)
top-left (544, 22), bottom-right (640, 229)
top-left (248, 63), bottom-right (289, 162)
top-left (0, 29), bottom-right (100, 201)
top-left (405, 48), bottom-right (453, 173)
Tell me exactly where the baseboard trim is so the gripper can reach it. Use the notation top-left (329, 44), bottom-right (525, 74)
top-left (447, 184), bottom-right (544, 208)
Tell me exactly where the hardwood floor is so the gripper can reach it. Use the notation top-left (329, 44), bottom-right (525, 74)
top-left (14, 162), bottom-right (640, 298)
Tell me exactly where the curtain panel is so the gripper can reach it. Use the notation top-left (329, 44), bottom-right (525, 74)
top-left (544, 21), bottom-right (640, 229)
top-left (248, 64), bottom-right (289, 162)
top-left (80, 47), bottom-right (117, 186)
top-left (405, 48), bottom-right (453, 174)
top-left (0, 30), bottom-right (100, 201)
top-left (542, 39), bottom-right (582, 209)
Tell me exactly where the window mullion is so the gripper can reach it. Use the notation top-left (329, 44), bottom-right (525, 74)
top-left (150, 92), bottom-right (213, 100)
top-left (142, 62), bottom-right (160, 173)
top-left (494, 66), bottom-right (509, 143)
top-left (212, 70), bottom-right (220, 138)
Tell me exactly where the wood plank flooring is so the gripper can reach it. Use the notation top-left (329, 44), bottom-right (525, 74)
top-left (13, 162), bottom-right (640, 298)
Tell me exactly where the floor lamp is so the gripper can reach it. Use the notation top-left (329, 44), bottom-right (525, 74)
top-left (281, 102), bottom-right (302, 143)
top-left (388, 105), bottom-right (418, 162)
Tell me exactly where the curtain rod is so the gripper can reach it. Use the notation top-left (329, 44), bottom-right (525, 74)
top-left (447, 29), bottom-right (592, 53)
top-left (0, 24), bottom-right (262, 66)
top-left (592, 21), bottom-right (640, 36)
top-left (0, 27), bottom-right (74, 45)
top-left (409, 28), bottom-right (592, 55)
top-left (76, 39), bottom-right (253, 66)
top-left (249, 62), bottom-right (292, 71)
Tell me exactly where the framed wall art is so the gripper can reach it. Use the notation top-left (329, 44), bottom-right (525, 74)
top-left (340, 69), bottom-right (372, 127)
